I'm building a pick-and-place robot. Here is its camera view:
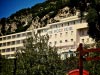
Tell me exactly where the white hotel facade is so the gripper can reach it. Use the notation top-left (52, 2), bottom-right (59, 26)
top-left (0, 14), bottom-right (94, 59)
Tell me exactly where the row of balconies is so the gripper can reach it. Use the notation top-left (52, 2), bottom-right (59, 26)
top-left (0, 31), bottom-right (32, 42)
top-left (0, 39), bottom-right (25, 47)
top-left (38, 18), bottom-right (86, 34)
top-left (0, 45), bottom-right (23, 58)
top-left (49, 41), bottom-right (76, 48)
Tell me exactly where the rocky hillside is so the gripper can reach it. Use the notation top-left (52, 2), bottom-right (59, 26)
top-left (0, 0), bottom-right (77, 36)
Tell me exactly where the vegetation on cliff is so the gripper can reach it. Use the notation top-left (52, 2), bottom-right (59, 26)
top-left (0, 0), bottom-right (70, 36)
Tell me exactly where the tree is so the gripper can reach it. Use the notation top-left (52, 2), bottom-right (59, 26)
top-left (83, 42), bottom-right (100, 75)
top-left (86, 7), bottom-right (100, 41)
top-left (0, 18), bottom-right (7, 35)
top-left (65, 56), bottom-right (78, 73)
top-left (16, 33), bottom-right (66, 75)
top-left (0, 55), bottom-right (14, 75)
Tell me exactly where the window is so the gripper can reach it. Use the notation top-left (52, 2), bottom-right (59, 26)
top-left (27, 32), bottom-right (32, 35)
top-left (7, 42), bottom-right (11, 46)
top-left (22, 33), bottom-right (26, 36)
top-left (63, 23), bottom-right (66, 27)
top-left (10, 54), bottom-right (15, 57)
top-left (0, 38), bottom-right (2, 41)
top-left (48, 31), bottom-right (52, 34)
top-left (69, 21), bottom-right (74, 25)
top-left (11, 48), bottom-right (15, 51)
top-left (67, 22), bottom-right (69, 26)
top-left (17, 34), bottom-right (21, 38)
top-left (69, 27), bottom-right (73, 30)
top-left (54, 30), bottom-right (57, 33)
top-left (70, 53), bottom-right (74, 57)
top-left (0, 43), bottom-right (2, 47)
top-left (61, 24), bottom-right (63, 27)
top-left (71, 46), bottom-right (75, 49)
top-left (51, 25), bottom-right (57, 29)
top-left (73, 21), bottom-right (75, 24)
top-left (43, 29), bottom-right (47, 33)
top-left (55, 25), bottom-right (57, 28)
top-left (2, 55), bottom-right (5, 57)
top-left (75, 20), bottom-right (81, 24)
top-left (82, 39), bottom-right (84, 43)
top-left (3, 37), bottom-right (6, 40)
top-left (16, 40), bottom-right (20, 44)
top-left (6, 48), bottom-right (10, 52)
top-left (57, 24), bottom-right (60, 28)
top-left (71, 39), bottom-right (73, 42)
top-left (64, 28), bottom-right (68, 31)
top-left (12, 41), bottom-right (15, 45)
top-left (16, 47), bottom-right (20, 50)
top-left (54, 41), bottom-right (57, 45)
top-left (3, 43), bottom-right (6, 46)
top-left (71, 31), bottom-right (73, 35)
top-left (5, 55), bottom-right (10, 58)
top-left (49, 35), bottom-right (52, 38)
top-left (12, 35), bottom-right (16, 39)
top-left (81, 30), bottom-right (85, 36)
top-left (50, 26), bottom-right (53, 29)
top-left (80, 29), bottom-right (87, 36)
top-left (2, 49), bottom-right (5, 53)
top-left (22, 39), bottom-right (27, 43)
top-left (7, 36), bottom-right (11, 39)
top-left (82, 19), bottom-right (86, 23)
top-left (65, 23), bottom-right (68, 26)
top-left (0, 50), bottom-right (1, 53)
top-left (65, 32), bottom-right (68, 36)
top-left (65, 40), bottom-right (68, 42)
top-left (49, 42), bottom-right (52, 45)
top-left (60, 40), bottom-right (62, 43)
top-left (87, 38), bottom-right (89, 42)
top-left (55, 34), bottom-right (57, 38)
top-left (60, 33), bottom-right (62, 37)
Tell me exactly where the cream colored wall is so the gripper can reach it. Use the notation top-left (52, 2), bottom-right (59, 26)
top-left (0, 15), bottom-right (95, 58)
top-left (0, 30), bottom-right (32, 57)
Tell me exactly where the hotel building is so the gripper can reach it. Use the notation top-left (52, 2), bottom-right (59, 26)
top-left (0, 14), bottom-right (94, 59)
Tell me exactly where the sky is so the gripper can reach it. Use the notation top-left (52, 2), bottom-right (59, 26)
top-left (0, 0), bottom-right (45, 18)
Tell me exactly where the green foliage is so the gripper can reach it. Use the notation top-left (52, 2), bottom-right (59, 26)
top-left (0, 0), bottom-right (71, 36)
top-left (67, 0), bottom-right (79, 8)
top-left (0, 56), bottom-right (14, 75)
top-left (16, 34), bottom-right (66, 75)
top-left (0, 18), bottom-right (7, 35)
top-left (0, 34), bottom-right (67, 75)
top-left (65, 56), bottom-right (78, 73)
top-left (86, 8), bottom-right (98, 23)
top-left (86, 8), bottom-right (100, 41)
top-left (31, 2), bottom-right (68, 19)
top-left (15, 23), bottom-right (31, 33)
top-left (83, 42), bottom-right (100, 75)
top-left (84, 59), bottom-right (100, 75)
top-left (86, 1), bottom-right (100, 41)
top-left (0, 0), bottom-right (79, 36)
